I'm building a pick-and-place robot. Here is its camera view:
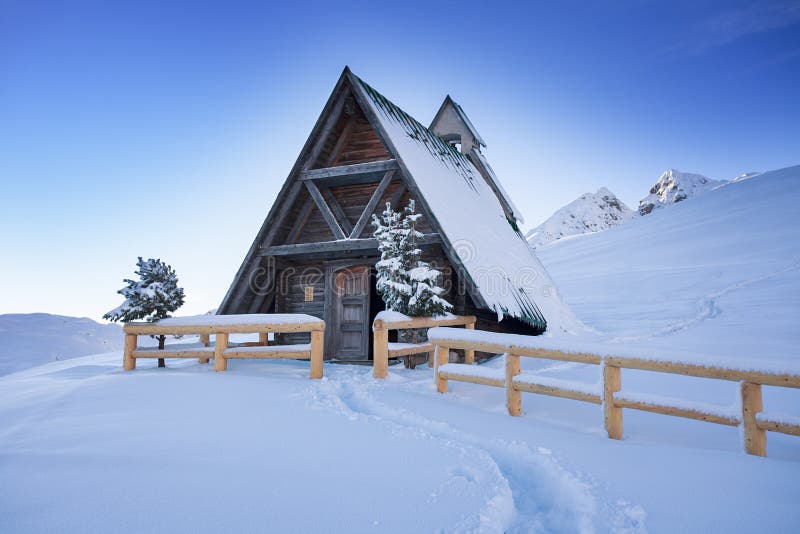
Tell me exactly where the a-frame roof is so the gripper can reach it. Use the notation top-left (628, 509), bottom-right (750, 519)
top-left (219, 67), bottom-right (577, 333)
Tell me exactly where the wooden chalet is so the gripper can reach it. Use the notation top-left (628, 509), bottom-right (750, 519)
top-left (218, 67), bottom-right (572, 362)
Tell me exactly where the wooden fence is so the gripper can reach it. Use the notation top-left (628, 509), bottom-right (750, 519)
top-left (429, 327), bottom-right (800, 457)
top-left (123, 314), bottom-right (325, 379)
top-left (372, 315), bottom-right (476, 378)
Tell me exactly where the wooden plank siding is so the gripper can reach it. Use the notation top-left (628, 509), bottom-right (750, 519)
top-left (274, 260), bottom-right (327, 346)
top-left (311, 100), bottom-right (390, 169)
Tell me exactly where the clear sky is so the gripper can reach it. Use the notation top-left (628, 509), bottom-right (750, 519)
top-left (2, 0), bottom-right (799, 320)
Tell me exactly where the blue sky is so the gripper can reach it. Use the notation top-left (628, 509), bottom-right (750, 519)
top-left (1, 0), bottom-right (799, 319)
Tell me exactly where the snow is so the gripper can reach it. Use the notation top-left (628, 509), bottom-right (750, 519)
top-left (537, 165), bottom-right (800, 369)
top-left (228, 343), bottom-right (310, 353)
top-left (637, 169), bottom-right (725, 215)
top-left (388, 342), bottom-right (431, 351)
top-left (374, 310), bottom-right (457, 324)
top-left (757, 412), bottom-right (800, 427)
top-left (374, 309), bottom-right (413, 322)
top-left (440, 362), bottom-right (505, 383)
top-left (150, 345), bottom-right (216, 353)
top-left (615, 391), bottom-right (739, 421)
top-left (526, 188), bottom-right (635, 248)
top-left (150, 313), bottom-right (323, 327)
top-left (431, 325), bottom-right (800, 375)
top-left (0, 313), bottom-right (123, 376)
top-left (2, 352), bottom-right (798, 532)
top-left (514, 374), bottom-right (602, 398)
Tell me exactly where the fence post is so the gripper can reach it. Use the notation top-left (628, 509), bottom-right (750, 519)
top-left (373, 321), bottom-right (389, 379)
top-left (604, 363), bottom-right (623, 439)
top-left (435, 345), bottom-right (450, 393)
top-left (464, 322), bottom-right (476, 364)
top-left (741, 382), bottom-right (766, 457)
top-left (214, 332), bottom-right (229, 372)
top-left (258, 332), bottom-right (268, 346)
top-left (310, 330), bottom-right (324, 379)
top-left (506, 352), bottom-right (521, 416)
top-left (198, 333), bottom-right (211, 364)
top-left (123, 334), bottom-right (137, 371)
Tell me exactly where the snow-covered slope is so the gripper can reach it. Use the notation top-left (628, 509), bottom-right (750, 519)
top-left (0, 313), bottom-right (122, 376)
top-left (638, 169), bottom-right (724, 215)
top-left (538, 164), bottom-right (800, 364)
top-left (526, 188), bottom-right (635, 248)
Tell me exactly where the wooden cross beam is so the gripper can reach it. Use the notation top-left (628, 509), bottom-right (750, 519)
top-left (299, 159), bottom-right (398, 180)
top-left (319, 185), bottom-right (354, 236)
top-left (386, 180), bottom-right (407, 211)
top-left (349, 170), bottom-right (395, 239)
top-left (304, 180), bottom-right (346, 240)
top-left (261, 233), bottom-right (441, 256)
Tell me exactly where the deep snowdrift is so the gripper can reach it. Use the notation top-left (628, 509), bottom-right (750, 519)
top-left (0, 313), bottom-right (122, 376)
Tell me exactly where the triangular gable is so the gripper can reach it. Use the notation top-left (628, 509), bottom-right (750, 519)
top-left (219, 67), bottom-right (577, 334)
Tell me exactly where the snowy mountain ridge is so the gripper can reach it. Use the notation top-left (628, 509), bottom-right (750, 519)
top-left (525, 187), bottom-right (635, 248)
top-left (638, 169), bottom-right (725, 215)
top-left (527, 168), bottom-right (750, 248)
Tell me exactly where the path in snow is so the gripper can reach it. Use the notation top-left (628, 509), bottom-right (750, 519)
top-left (308, 367), bottom-right (647, 533)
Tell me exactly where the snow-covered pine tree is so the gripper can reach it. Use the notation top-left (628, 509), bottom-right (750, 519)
top-left (372, 201), bottom-right (416, 314)
top-left (372, 201), bottom-right (452, 367)
top-left (104, 257), bottom-right (185, 368)
top-left (408, 264), bottom-right (452, 317)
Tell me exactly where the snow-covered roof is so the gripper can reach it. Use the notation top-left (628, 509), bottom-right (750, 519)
top-left (353, 75), bottom-right (578, 333)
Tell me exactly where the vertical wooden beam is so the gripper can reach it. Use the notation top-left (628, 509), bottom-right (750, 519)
top-left (258, 332), bottom-right (268, 346)
top-left (741, 382), bottom-right (766, 457)
top-left (373, 324), bottom-right (388, 378)
top-left (305, 180), bottom-right (345, 239)
top-left (349, 170), bottom-right (395, 239)
top-left (464, 322), bottom-right (475, 364)
top-left (198, 333), bottom-right (211, 364)
top-left (214, 332), bottom-right (229, 372)
top-left (435, 345), bottom-right (449, 393)
top-left (123, 334), bottom-right (137, 371)
top-left (604, 364), bottom-right (623, 439)
top-left (310, 330), bottom-right (324, 379)
top-left (506, 353), bottom-right (522, 416)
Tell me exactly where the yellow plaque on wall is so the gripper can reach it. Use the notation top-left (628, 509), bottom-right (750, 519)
top-left (304, 286), bottom-right (314, 302)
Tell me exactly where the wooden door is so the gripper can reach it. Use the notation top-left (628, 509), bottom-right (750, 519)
top-left (332, 266), bottom-right (370, 360)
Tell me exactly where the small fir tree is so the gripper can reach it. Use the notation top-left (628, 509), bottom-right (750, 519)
top-left (372, 201), bottom-right (418, 313)
top-left (372, 201), bottom-right (452, 367)
top-left (104, 257), bottom-right (185, 368)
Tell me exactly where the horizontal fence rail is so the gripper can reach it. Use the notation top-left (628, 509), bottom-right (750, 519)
top-left (123, 314), bottom-right (325, 379)
top-left (428, 327), bottom-right (800, 457)
top-left (372, 315), bottom-right (476, 379)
